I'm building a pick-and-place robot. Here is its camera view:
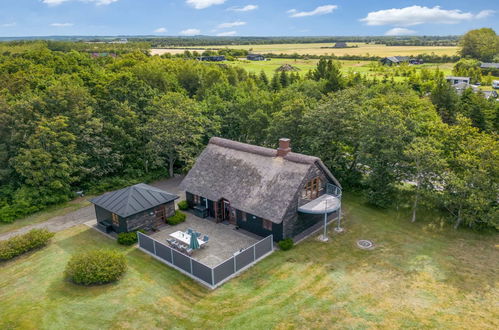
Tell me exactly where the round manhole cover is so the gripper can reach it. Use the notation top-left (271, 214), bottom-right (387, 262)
top-left (357, 240), bottom-right (374, 249)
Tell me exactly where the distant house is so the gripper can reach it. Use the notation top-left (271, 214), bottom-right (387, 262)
top-left (333, 42), bottom-right (348, 48)
top-left (482, 90), bottom-right (498, 100)
top-left (380, 56), bottom-right (410, 65)
top-left (91, 52), bottom-right (117, 58)
top-left (451, 82), bottom-right (479, 95)
top-left (91, 183), bottom-right (179, 234)
top-left (480, 62), bottom-right (499, 69)
top-left (480, 62), bottom-right (499, 75)
top-left (247, 54), bottom-right (265, 61)
top-left (197, 55), bottom-right (225, 62)
top-left (445, 76), bottom-right (470, 85)
top-left (181, 137), bottom-right (342, 241)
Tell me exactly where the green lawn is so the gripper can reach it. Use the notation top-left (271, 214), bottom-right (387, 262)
top-left (1, 194), bottom-right (497, 329)
top-left (228, 58), bottom-right (456, 79)
top-left (0, 198), bottom-right (91, 236)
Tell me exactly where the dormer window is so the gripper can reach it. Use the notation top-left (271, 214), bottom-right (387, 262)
top-left (303, 177), bottom-right (322, 199)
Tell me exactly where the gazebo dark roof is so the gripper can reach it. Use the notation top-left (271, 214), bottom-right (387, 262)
top-left (90, 183), bottom-right (178, 217)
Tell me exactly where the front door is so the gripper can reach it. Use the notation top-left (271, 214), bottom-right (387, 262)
top-left (154, 205), bottom-right (166, 228)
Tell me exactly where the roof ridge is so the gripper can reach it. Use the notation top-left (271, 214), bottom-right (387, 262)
top-left (209, 137), bottom-right (318, 165)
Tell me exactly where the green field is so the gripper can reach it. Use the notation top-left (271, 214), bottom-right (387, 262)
top-left (151, 42), bottom-right (459, 57)
top-left (1, 194), bottom-right (497, 329)
top-left (227, 58), bottom-right (455, 78)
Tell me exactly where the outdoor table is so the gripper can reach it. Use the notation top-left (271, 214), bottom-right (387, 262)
top-left (169, 230), bottom-right (206, 247)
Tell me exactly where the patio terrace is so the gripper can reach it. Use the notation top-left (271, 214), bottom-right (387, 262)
top-left (150, 212), bottom-right (260, 267)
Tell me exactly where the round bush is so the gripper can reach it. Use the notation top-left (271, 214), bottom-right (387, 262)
top-left (65, 249), bottom-right (127, 285)
top-left (278, 238), bottom-right (294, 251)
top-left (177, 200), bottom-right (189, 211)
top-left (117, 232), bottom-right (138, 245)
top-left (166, 210), bottom-right (186, 225)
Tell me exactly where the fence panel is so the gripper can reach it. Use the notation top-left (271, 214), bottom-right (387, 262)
top-left (213, 257), bottom-right (235, 284)
top-left (154, 241), bottom-right (172, 263)
top-left (172, 250), bottom-right (191, 273)
top-left (192, 260), bottom-right (213, 285)
top-left (235, 247), bottom-right (255, 272)
top-left (138, 233), bottom-right (155, 254)
top-left (255, 235), bottom-right (273, 259)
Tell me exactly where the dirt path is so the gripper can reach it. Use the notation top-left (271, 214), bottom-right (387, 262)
top-left (0, 176), bottom-right (185, 241)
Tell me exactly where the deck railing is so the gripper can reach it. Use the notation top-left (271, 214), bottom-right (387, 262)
top-left (326, 183), bottom-right (342, 198)
top-left (137, 232), bottom-right (273, 289)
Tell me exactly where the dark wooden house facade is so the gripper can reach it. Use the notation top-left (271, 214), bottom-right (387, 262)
top-left (90, 183), bottom-right (178, 233)
top-left (180, 137), bottom-right (342, 241)
top-left (247, 54), bottom-right (265, 61)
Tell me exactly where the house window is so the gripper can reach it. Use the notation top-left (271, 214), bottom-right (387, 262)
top-left (193, 194), bottom-right (201, 205)
top-left (111, 213), bottom-right (119, 226)
top-left (241, 211), bottom-right (247, 222)
top-left (303, 177), bottom-right (322, 199)
top-left (263, 219), bottom-right (272, 231)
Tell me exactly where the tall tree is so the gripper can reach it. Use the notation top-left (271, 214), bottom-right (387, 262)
top-left (459, 28), bottom-right (499, 61)
top-left (144, 93), bottom-right (206, 177)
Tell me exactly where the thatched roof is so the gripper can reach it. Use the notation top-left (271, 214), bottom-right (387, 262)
top-left (180, 137), bottom-right (339, 224)
top-left (90, 183), bottom-right (178, 217)
top-left (276, 64), bottom-right (300, 72)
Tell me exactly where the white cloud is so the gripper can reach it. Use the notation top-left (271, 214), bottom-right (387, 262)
top-left (154, 27), bottom-right (167, 33)
top-left (217, 31), bottom-right (237, 36)
top-left (475, 10), bottom-right (495, 19)
top-left (186, 0), bottom-right (227, 10)
top-left (42, 0), bottom-right (119, 5)
top-left (360, 6), bottom-right (495, 26)
top-left (180, 28), bottom-right (201, 36)
top-left (217, 21), bottom-right (246, 29)
top-left (385, 27), bottom-right (416, 36)
top-left (1, 23), bottom-right (16, 27)
top-left (50, 22), bottom-right (74, 27)
top-left (288, 5), bottom-right (338, 18)
top-left (228, 5), bottom-right (258, 12)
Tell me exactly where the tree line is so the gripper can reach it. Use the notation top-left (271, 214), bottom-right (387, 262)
top-left (0, 45), bottom-right (497, 230)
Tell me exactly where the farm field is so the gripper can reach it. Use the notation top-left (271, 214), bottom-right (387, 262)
top-left (151, 42), bottom-right (459, 57)
top-left (227, 58), bottom-right (455, 78)
top-left (1, 194), bottom-right (497, 329)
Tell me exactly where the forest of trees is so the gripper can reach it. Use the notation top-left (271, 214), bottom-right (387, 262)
top-left (0, 42), bottom-right (497, 230)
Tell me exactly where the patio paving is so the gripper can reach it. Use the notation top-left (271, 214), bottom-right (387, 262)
top-left (150, 213), bottom-right (260, 267)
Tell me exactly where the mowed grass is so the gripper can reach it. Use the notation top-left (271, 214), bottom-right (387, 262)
top-left (227, 58), bottom-right (455, 78)
top-left (1, 194), bottom-right (498, 329)
top-left (151, 42), bottom-right (459, 57)
top-left (0, 197), bottom-right (91, 235)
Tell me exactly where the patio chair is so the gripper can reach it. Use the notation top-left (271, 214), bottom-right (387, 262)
top-left (187, 228), bottom-right (193, 235)
top-left (202, 235), bottom-right (209, 243)
top-left (195, 232), bottom-right (201, 238)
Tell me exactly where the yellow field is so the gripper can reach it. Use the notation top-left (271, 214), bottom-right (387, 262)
top-left (151, 42), bottom-right (459, 57)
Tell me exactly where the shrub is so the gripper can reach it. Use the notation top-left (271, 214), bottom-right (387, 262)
top-left (166, 210), bottom-right (186, 225)
top-left (278, 238), bottom-right (294, 251)
top-left (117, 232), bottom-right (138, 245)
top-left (0, 229), bottom-right (55, 261)
top-left (177, 200), bottom-right (189, 210)
top-left (65, 249), bottom-right (127, 285)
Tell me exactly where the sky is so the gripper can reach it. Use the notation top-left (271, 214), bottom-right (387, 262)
top-left (0, 0), bottom-right (498, 37)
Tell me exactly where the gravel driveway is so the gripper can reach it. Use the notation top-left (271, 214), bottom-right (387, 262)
top-left (0, 175), bottom-right (185, 241)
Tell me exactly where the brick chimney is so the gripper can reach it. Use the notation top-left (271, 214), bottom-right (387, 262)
top-left (277, 138), bottom-right (291, 157)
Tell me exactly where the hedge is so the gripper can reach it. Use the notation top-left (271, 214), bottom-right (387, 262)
top-left (117, 232), bottom-right (138, 245)
top-left (278, 238), bottom-right (294, 251)
top-left (166, 210), bottom-right (186, 225)
top-left (65, 249), bottom-right (127, 285)
top-left (0, 229), bottom-right (55, 261)
top-left (177, 200), bottom-right (189, 211)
